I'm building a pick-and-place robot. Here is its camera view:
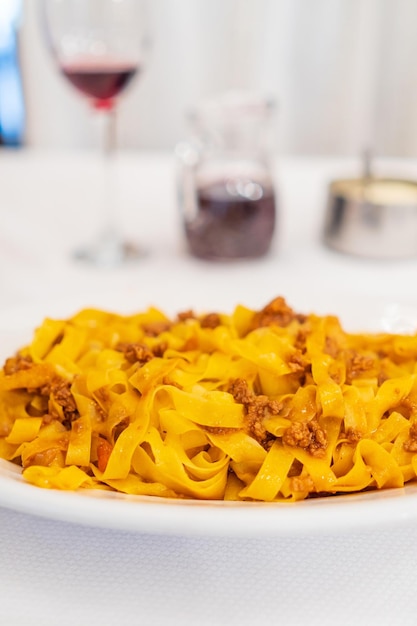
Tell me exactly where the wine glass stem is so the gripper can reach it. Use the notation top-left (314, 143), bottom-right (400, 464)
top-left (74, 103), bottom-right (144, 265)
top-left (99, 106), bottom-right (117, 236)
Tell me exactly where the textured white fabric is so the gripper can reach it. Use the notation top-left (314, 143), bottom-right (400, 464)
top-left (1, 505), bottom-right (417, 626)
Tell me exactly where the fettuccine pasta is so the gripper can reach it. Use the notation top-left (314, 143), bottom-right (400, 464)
top-left (1, 296), bottom-right (417, 502)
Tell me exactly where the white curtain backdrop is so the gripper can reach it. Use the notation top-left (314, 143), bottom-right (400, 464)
top-left (18, 0), bottom-right (417, 157)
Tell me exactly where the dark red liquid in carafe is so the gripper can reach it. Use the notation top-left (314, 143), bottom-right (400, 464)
top-left (185, 179), bottom-right (276, 260)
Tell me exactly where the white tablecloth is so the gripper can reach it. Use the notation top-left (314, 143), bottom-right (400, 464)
top-left (1, 149), bottom-right (417, 625)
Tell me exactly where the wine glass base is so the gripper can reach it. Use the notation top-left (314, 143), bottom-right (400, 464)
top-left (73, 239), bottom-right (147, 267)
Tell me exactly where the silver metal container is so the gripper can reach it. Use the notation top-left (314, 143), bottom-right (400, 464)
top-left (323, 177), bottom-right (417, 259)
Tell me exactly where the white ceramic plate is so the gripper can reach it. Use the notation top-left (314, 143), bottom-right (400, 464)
top-left (1, 293), bottom-right (417, 537)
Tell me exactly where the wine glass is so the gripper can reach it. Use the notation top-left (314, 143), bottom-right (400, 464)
top-left (41, 0), bottom-right (149, 266)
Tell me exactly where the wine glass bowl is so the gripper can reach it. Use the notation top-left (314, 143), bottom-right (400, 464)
top-left (42, 0), bottom-right (149, 265)
top-left (60, 61), bottom-right (139, 108)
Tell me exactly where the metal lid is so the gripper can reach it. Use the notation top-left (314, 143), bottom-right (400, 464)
top-left (322, 177), bottom-right (417, 259)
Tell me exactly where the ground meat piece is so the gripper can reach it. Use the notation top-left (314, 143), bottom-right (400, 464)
top-left (152, 342), bottom-right (168, 358)
top-left (324, 336), bottom-right (340, 359)
top-left (247, 395), bottom-right (281, 419)
top-left (42, 378), bottom-right (79, 426)
top-left (249, 296), bottom-right (306, 331)
top-left (177, 310), bottom-right (196, 322)
top-left (344, 427), bottom-right (362, 444)
top-left (41, 413), bottom-right (53, 425)
top-left (52, 380), bottom-right (78, 420)
top-left (200, 313), bottom-right (221, 329)
top-left (3, 353), bottom-right (33, 375)
top-left (142, 321), bottom-right (172, 337)
top-left (288, 350), bottom-right (309, 373)
top-left (246, 396), bottom-right (281, 443)
top-left (38, 381), bottom-right (52, 396)
top-left (228, 378), bottom-right (281, 445)
top-left (283, 419), bottom-right (327, 458)
top-left (404, 423), bottom-right (417, 452)
top-left (396, 397), bottom-right (417, 420)
top-left (345, 350), bottom-right (375, 384)
top-left (290, 475), bottom-right (315, 493)
top-left (294, 325), bottom-right (311, 352)
top-left (228, 378), bottom-right (254, 405)
top-left (117, 342), bottom-right (154, 364)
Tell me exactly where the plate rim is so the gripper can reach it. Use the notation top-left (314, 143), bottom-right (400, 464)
top-left (0, 459), bottom-right (417, 537)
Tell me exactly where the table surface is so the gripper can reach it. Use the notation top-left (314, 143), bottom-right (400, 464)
top-left (2, 149), bottom-right (417, 625)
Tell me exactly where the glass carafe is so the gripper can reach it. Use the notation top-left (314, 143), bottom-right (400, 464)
top-left (177, 91), bottom-right (277, 261)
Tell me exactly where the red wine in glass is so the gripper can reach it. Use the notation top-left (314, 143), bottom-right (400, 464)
top-left (60, 60), bottom-right (139, 108)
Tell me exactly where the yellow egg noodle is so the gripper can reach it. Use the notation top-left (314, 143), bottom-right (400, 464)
top-left (1, 296), bottom-right (417, 502)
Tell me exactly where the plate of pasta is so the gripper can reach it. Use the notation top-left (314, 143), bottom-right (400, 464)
top-left (1, 293), bottom-right (417, 536)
